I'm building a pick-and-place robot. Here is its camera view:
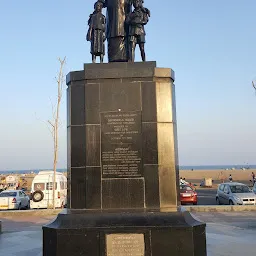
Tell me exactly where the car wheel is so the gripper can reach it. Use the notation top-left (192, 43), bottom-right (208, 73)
top-left (216, 198), bottom-right (221, 205)
top-left (229, 200), bottom-right (234, 205)
top-left (193, 202), bottom-right (197, 205)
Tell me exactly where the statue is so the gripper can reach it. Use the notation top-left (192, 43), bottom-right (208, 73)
top-left (98, 0), bottom-right (132, 62)
top-left (87, 1), bottom-right (106, 63)
top-left (126, 0), bottom-right (150, 62)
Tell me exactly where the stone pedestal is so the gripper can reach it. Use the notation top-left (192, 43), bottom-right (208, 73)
top-left (43, 62), bottom-right (207, 256)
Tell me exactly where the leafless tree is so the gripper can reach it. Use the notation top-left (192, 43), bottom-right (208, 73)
top-left (48, 57), bottom-right (66, 209)
top-left (253, 81), bottom-right (256, 92)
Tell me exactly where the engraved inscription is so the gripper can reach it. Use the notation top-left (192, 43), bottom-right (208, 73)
top-left (106, 233), bottom-right (145, 256)
top-left (101, 111), bottom-right (142, 178)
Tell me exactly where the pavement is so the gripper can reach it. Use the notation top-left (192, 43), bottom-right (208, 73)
top-left (197, 188), bottom-right (217, 205)
top-left (0, 212), bottom-right (256, 256)
top-left (195, 212), bottom-right (256, 256)
top-left (0, 215), bottom-right (54, 256)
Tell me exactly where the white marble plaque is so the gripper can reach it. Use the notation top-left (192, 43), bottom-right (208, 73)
top-left (106, 233), bottom-right (145, 256)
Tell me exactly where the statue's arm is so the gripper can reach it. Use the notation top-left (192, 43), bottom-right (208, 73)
top-left (103, 16), bottom-right (106, 31)
top-left (87, 14), bottom-right (92, 25)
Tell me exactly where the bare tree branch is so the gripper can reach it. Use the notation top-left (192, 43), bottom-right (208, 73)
top-left (35, 112), bottom-right (53, 135)
top-left (50, 56), bottom-right (66, 209)
top-left (47, 120), bottom-right (54, 128)
top-left (252, 81), bottom-right (256, 90)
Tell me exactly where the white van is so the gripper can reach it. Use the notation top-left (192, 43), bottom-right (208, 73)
top-left (30, 171), bottom-right (67, 209)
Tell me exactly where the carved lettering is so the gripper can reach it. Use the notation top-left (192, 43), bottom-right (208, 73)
top-left (101, 111), bottom-right (142, 178)
top-left (106, 234), bottom-right (145, 256)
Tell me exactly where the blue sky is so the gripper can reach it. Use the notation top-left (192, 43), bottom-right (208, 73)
top-left (1, 0), bottom-right (256, 170)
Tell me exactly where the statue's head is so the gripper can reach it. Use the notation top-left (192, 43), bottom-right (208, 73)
top-left (133, 0), bottom-right (143, 9)
top-left (94, 1), bottom-right (103, 12)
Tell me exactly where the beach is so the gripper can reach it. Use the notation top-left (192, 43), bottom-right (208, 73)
top-left (0, 169), bottom-right (255, 192)
top-left (180, 169), bottom-right (255, 187)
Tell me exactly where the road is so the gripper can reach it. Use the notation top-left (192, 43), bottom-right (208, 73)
top-left (1, 212), bottom-right (256, 256)
top-left (196, 188), bottom-right (217, 205)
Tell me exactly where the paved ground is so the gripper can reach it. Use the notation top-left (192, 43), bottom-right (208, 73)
top-left (194, 212), bottom-right (256, 256)
top-left (197, 188), bottom-right (217, 205)
top-left (0, 215), bottom-right (54, 256)
top-left (1, 212), bottom-right (256, 255)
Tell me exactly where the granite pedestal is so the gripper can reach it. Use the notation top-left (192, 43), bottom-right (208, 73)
top-left (43, 62), bottom-right (207, 256)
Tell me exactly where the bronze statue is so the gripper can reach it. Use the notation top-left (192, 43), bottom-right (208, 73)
top-left (97, 0), bottom-right (132, 62)
top-left (126, 0), bottom-right (150, 62)
top-left (87, 1), bottom-right (106, 63)
top-left (88, 0), bottom-right (150, 63)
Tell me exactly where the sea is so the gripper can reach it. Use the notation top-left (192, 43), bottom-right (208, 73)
top-left (0, 165), bottom-right (255, 175)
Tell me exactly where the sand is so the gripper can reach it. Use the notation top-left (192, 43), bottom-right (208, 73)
top-left (180, 169), bottom-right (256, 186)
top-left (0, 169), bottom-right (255, 192)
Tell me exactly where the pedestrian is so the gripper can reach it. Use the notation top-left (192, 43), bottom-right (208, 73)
top-left (252, 172), bottom-right (255, 185)
top-left (229, 174), bottom-right (233, 182)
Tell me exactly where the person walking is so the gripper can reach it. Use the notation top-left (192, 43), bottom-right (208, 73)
top-left (229, 174), bottom-right (233, 182)
top-left (252, 172), bottom-right (255, 185)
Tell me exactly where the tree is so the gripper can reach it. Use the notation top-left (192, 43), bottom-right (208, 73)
top-left (48, 57), bottom-right (66, 209)
top-left (253, 81), bottom-right (256, 92)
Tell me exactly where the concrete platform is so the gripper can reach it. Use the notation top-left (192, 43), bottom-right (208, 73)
top-left (0, 212), bottom-right (256, 256)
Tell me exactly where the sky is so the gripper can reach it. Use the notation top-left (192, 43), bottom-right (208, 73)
top-left (1, 0), bottom-right (256, 170)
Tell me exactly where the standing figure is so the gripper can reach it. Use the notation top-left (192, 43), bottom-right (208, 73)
top-left (252, 172), bottom-right (255, 185)
top-left (87, 1), bottom-right (106, 63)
top-left (98, 0), bottom-right (132, 62)
top-left (126, 0), bottom-right (150, 62)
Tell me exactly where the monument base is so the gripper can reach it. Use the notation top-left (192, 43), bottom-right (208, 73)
top-left (43, 209), bottom-right (206, 256)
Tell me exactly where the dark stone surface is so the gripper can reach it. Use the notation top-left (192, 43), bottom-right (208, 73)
top-left (84, 61), bottom-right (156, 70)
top-left (66, 70), bottom-right (84, 85)
top-left (85, 84), bottom-right (100, 124)
top-left (71, 126), bottom-right (86, 167)
top-left (102, 179), bottom-right (144, 209)
top-left (44, 62), bottom-right (206, 256)
top-left (43, 210), bottom-right (207, 256)
top-left (144, 165), bottom-right (160, 209)
top-left (67, 87), bottom-right (71, 127)
top-left (70, 168), bottom-right (86, 209)
top-left (141, 82), bottom-right (157, 122)
top-left (70, 83), bottom-right (85, 125)
top-left (85, 61), bottom-right (157, 80)
top-left (86, 167), bottom-right (101, 209)
top-left (99, 82), bottom-right (141, 112)
top-left (101, 111), bottom-right (142, 178)
top-left (86, 125), bottom-right (101, 167)
top-left (142, 122), bottom-right (158, 165)
top-left (56, 231), bottom-right (99, 256)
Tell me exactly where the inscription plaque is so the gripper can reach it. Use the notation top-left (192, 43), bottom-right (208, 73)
top-left (106, 233), bottom-right (145, 256)
top-left (101, 111), bottom-right (142, 178)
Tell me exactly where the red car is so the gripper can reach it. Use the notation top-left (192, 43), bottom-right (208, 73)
top-left (180, 185), bottom-right (198, 205)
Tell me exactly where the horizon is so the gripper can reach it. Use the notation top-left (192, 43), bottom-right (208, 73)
top-left (1, 164), bottom-right (255, 173)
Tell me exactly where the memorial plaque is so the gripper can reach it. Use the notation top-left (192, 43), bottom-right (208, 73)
top-left (106, 233), bottom-right (145, 256)
top-left (101, 111), bottom-right (142, 178)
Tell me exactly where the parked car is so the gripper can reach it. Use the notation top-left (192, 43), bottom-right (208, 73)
top-left (216, 182), bottom-right (256, 205)
top-left (180, 185), bottom-right (198, 205)
top-left (0, 190), bottom-right (30, 210)
top-left (30, 171), bottom-right (67, 209)
top-left (253, 183), bottom-right (256, 194)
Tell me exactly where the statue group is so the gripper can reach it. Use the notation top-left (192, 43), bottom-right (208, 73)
top-left (87, 0), bottom-right (150, 63)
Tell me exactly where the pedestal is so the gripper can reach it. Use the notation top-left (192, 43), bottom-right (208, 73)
top-left (43, 62), bottom-right (207, 256)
